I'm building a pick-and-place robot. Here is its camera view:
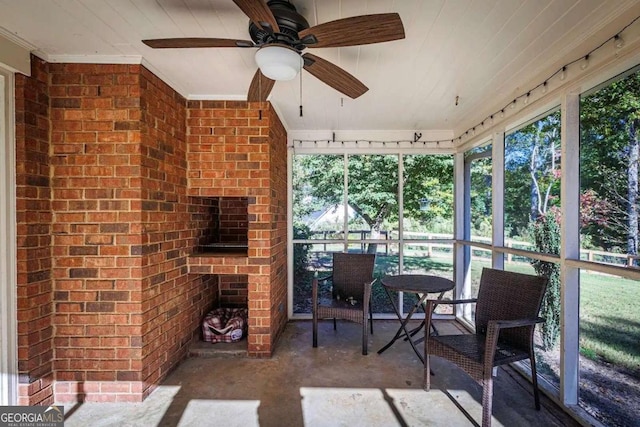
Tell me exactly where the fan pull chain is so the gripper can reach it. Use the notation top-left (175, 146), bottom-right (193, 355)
top-left (299, 68), bottom-right (303, 117)
top-left (259, 71), bottom-right (263, 120)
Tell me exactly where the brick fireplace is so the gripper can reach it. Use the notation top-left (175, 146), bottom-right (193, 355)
top-left (14, 56), bottom-right (288, 405)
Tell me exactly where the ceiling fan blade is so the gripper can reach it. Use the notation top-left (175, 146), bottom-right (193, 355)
top-left (143, 38), bottom-right (255, 48)
top-left (248, 69), bottom-right (276, 102)
top-left (302, 53), bottom-right (368, 99)
top-left (233, 0), bottom-right (280, 33)
top-left (299, 13), bottom-right (405, 48)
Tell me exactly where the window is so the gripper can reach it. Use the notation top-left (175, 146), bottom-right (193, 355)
top-left (466, 145), bottom-right (492, 243)
top-left (501, 109), bottom-right (562, 397)
top-left (460, 145), bottom-right (492, 324)
top-left (291, 152), bottom-right (454, 316)
top-left (579, 68), bottom-right (640, 425)
top-left (504, 109), bottom-right (561, 249)
top-left (580, 68), bottom-right (640, 266)
top-left (292, 154), bottom-right (344, 314)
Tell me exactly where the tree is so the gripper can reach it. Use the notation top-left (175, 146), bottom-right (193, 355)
top-left (469, 152), bottom-right (493, 238)
top-left (580, 71), bottom-right (640, 254)
top-left (294, 154), bottom-right (454, 252)
top-left (504, 111), bottom-right (561, 238)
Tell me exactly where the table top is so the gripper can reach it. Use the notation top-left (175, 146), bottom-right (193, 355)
top-left (380, 274), bottom-right (454, 293)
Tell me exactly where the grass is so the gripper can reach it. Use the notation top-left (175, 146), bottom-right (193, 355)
top-left (295, 251), bottom-right (640, 375)
top-left (578, 271), bottom-right (640, 375)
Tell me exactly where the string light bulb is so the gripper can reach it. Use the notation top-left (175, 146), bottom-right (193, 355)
top-left (510, 100), bottom-right (517, 109)
top-left (523, 92), bottom-right (530, 105)
top-left (614, 34), bottom-right (625, 49)
top-left (559, 66), bottom-right (567, 81)
top-left (541, 81), bottom-right (548, 94)
top-left (580, 54), bottom-right (590, 70)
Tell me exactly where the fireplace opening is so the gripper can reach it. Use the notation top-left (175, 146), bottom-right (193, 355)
top-left (190, 196), bottom-right (249, 255)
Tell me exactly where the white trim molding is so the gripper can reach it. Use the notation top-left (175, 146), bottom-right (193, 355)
top-left (0, 67), bottom-right (18, 406)
top-left (0, 31), bottom-right (31, 76)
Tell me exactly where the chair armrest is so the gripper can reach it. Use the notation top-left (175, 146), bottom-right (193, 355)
top-left (363, 279), bottom-right (376, 317)
top-left (363, 279), bottom-right (376, 301)
top-left (493, 317), bottom-right (545, 329)
top-left (482, 317), bottom-right (546, 373)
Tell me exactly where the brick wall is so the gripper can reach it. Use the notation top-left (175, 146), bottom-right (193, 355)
top-left (218, 274), bottom-right (248, 307)
top-left (14, 57), bottom-right (287, 403)
top-left (218, 197), bottom-right (248, 243)
top-left (48, 63), bottom-right (145, 403)
top-left (139, 67), bottom-right (216, 396)
top-left (15, 55), bottom-right (54, 405)
top-left (189, 196), bottom-right (219, 249)
top-left (267, 107), bottom-right (288, 343)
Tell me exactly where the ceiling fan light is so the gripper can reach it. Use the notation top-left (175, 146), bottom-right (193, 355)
top-left (255, 45), bottom-right (302, 81)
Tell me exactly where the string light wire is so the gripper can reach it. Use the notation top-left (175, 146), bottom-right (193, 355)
top-left (463, 14), bottom-right (640, 143)
top-left (290, 15), bottom-right (640, 148)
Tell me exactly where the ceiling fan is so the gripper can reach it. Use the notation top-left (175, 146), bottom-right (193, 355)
top-left (142, 0), bottom-right (405, 101)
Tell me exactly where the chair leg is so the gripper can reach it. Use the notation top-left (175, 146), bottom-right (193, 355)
top-left (369, 300), bottom-right (374, 334)
top-left (481, 378), bottom-right (493, 427)
top-left (423, 354), bottom-right (431, 391)
top-left (312, 310), bottom-right (318, 348)
top-left (362, 321), bottom-right (368, 355)
top-left (530, 350), bottom-right (541, 410)
top-left (333, 318), bottom-right (337, 330)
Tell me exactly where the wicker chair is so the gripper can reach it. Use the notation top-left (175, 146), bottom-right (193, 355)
top-left (312, 252), bottom-right (376, 355)
top-left (423, 267), bottom-right (547, 427)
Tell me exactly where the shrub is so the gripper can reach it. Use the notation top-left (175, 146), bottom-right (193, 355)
top-left (530, 213), bottom-right (561, 350)
top-left (293, 224), bottom-right (312, 276)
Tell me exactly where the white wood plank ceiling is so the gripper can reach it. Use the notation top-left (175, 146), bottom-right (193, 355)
top-left (1, 0), bottom-right (639, 138)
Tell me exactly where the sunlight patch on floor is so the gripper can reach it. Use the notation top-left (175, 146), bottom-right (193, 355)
top-left (301, 387), bottom-right (398, 426)
top-left (64, 385), bottom-right (182, 427)
top-left (300, 386), bottom-right (479, 426)
top-left (177, 399), bottom-right (259, 427)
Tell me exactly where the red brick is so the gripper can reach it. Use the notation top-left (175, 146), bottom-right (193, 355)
top-left (17, 58), bottom-right (287, 405)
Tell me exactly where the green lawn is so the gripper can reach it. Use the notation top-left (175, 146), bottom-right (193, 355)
top-left (579, 272), bottom-right (640, 374)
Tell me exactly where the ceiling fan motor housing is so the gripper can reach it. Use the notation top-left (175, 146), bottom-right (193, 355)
top-left (249, 0), bottom-right (310, 50)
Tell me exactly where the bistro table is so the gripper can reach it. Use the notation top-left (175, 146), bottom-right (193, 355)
top-left (377, 274), bottom-right (455, 363)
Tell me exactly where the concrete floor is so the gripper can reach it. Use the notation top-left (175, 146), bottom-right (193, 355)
top-left (64, 320), bottom-right (579, 427)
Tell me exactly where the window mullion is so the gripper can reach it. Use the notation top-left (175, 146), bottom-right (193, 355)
top-left (343, 154), bottom-right (349, 252)
top-left (560, 92), bottom-right (580, 406)
top-left (492, 132), bottom-right (505, 269)
top-left (398, 154), bottom-right (404, 316)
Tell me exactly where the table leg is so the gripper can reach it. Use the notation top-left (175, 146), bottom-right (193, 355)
top-left (410, 290), bottom-right (447, 342)
top-left (377, 287), bottom-right (427, 363)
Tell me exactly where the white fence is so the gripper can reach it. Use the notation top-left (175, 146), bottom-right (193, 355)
top-left (305, 230), bottom-right (639, 267)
